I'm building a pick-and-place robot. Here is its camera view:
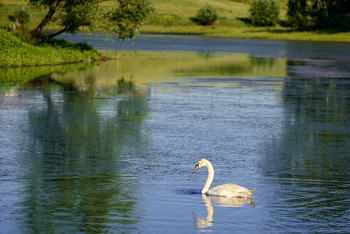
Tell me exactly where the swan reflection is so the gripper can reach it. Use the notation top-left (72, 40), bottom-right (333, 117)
top-left (194, 194), bottom-right (254, 229)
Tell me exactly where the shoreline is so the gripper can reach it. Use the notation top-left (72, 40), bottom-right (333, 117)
top-left (140, 26), bottom-right (350, 43)
top-left (140, 31), bottom-right (350, 44)
top-left (2, 28), bottom-right (349, 70)
top-left (3, 57), bottom-right (113, 69)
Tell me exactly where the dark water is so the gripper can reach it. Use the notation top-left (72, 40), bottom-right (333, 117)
top-left (1, 34), bottom-right (350, 233)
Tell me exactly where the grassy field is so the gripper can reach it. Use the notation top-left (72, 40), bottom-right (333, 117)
top-left (0, 0), bottom-right (349, 42)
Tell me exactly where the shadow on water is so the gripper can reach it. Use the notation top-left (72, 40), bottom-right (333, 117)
top-left (176, 188), bottom-right (201, 195)
top-left (264, 75), bottom-right (350, 181)
top-left (15, 75), bottom-right (150, 233)
top-left (259, 61), bottom-right (350, 231)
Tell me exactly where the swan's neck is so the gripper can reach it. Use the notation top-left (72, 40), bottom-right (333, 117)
top-left (202, 161), bottom-right (214, 194)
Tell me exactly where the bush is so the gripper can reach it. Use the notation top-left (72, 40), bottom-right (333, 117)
top-left (250, 0), bottom-right (279, 26)
top-left (287, 0), bottom-right (350, 30)
top-left (191, 4), bottom-right (218, 26)
top-left (287, 0), bottom-right (312, 28)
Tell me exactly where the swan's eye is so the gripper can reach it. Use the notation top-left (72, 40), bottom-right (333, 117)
top-left (196, 163), bottom-right (200, 167)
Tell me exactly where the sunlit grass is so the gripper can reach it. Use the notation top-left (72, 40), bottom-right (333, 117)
top-left (0, 0), bottom-right (349, 42)
top-left (206, 27), bottom-right (350, 42)
top-left (141, 25), bottom-right (350, 42)
top-left (0, 30), bottom-right (100, 68)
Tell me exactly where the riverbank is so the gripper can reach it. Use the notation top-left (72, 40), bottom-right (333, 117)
top-left (141, 26), bottom-right (350, 43)
top-left (0, 30), bottom-right (100, 68)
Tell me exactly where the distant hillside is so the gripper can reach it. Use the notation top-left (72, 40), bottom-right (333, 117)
top-left (1, 1), bottom-right (349, 42)
top-left (148, 0), bottom-right (250, 27)
top-left (147, 0), bottom-right (288, 26)
top-left (0, 0), bottom-right (287, 29)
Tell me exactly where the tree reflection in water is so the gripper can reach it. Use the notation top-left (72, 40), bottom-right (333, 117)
top-left (260, 71), bottom-right (350, 230)
top-left (18, 76), bottom-right (149, 233)
top-left (266, 75), bottom-right (350, 180)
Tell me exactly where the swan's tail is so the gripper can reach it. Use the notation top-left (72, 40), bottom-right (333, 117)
top-left (250, 188), bottom-right (256, 195)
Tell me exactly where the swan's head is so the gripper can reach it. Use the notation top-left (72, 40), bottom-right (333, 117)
top-left (192, 158), bottom-right (208, 173)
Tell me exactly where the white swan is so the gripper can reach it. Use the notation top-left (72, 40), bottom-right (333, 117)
top-left (192, 159), bottom-right (256, 198)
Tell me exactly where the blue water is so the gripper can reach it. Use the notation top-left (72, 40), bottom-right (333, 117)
top-left (0, 34), bottom-right (350, 233)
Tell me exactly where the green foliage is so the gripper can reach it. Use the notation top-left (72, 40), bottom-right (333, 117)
top-left (287, 0), bottom-right (310, 28)
top-left (191, 4), bottom-right (218, 26)
top-left (28, 0), bottom-right (153, 42)
top-left (287, 0), bottom-right (350, 30)
top-left (250, 0), bottom-right (280, 26)
top-left (344, 13), bottom-right (350, 31)
top-left (8, 5), bottom-right (31, 31)
top-left (311, 0), bottom-right (350, 29)
top-left (0, 30), bottom-right (99, 68)
top-left (60, 1), bottom-right (99, 33)
top-left (107, 0), bottom-right (154, 41)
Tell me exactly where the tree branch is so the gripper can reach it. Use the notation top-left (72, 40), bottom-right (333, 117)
top-left (46, 27), bottom-right (67, 40)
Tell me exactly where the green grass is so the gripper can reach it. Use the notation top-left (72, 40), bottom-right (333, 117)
top-left (0, 0), bottom-right (349, 43)
top-left (0, 30), bottom-right (100, 68)
top-left (146, 0), bottom-right (251, 27)
top-left (140, 25), bottom-right (350, 42)
top-left (142, 0), bottom-right (350, 42)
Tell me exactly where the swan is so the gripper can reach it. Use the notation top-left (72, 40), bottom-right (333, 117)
top-left (192, 159), bottom-right (256, 198)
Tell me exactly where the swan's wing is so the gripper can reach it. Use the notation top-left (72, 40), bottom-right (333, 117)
top-left (207, 184), bottom-right (254, 198)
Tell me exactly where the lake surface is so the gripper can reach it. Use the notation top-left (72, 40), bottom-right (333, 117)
top-left (1, 34), bottom-right (350, 233)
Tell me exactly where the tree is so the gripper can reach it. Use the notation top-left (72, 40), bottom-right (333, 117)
top-left (250, 0), bottom-right (280, 27)
top-left (287, 0), bottom-right (311, 28)
top-left (190, 4), bottom-right (218, 26)
top-left (29, 0), bottom-right (153, 41)
top-left (287, 0), bottom-right (350, 30)
top-left (104, 0), bottom-right (154, 40)
top-left (311, 0), bottom-right (350, 29)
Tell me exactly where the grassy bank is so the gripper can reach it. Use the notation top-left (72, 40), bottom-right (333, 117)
top-left (141, 25), bottom-right (350, 42)
top-left (0, 30), bottom-right (100, 68)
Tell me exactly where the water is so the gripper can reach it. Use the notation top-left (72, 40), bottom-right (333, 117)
top-left (1, 34), bottom-right (350, 233)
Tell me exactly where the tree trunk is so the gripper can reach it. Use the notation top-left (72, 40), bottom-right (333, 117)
top-left (13, 19), bottom-right (19, 31)
top-left (30, 0), bottom-right (62, 39)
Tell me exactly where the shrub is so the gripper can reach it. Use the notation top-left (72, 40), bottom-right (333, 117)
top-left (250, 0), bottom-right (280, 26)
top-left (287, 0), bottom-right (312, 28)
top-left (191, 4), bottom-right (218, 26)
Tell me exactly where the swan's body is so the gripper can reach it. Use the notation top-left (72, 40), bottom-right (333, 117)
top-left (192, 159), bottom-right (255, 198)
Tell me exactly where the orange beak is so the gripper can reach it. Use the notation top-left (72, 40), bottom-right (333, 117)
top-left (192, 166), bottom-right (199, 174)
